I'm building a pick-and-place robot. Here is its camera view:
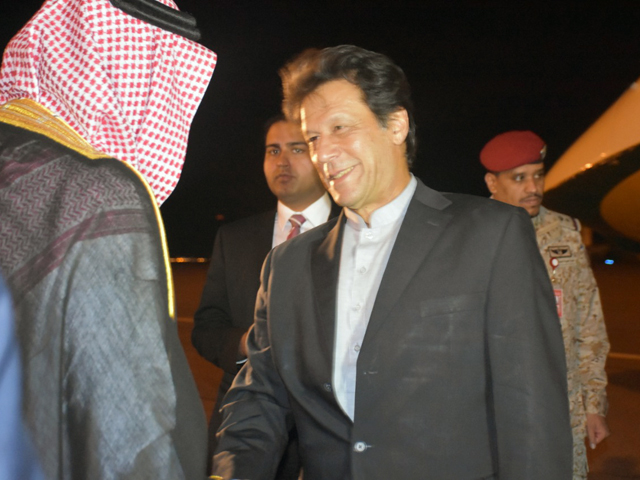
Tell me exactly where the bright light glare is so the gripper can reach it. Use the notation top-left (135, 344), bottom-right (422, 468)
top-left (604, 259), bottom-right (614, 265)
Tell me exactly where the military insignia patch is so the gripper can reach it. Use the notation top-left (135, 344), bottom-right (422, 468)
top-left (548, 245), bottom-right (572, 258)
top-left (553, 289), bottom-right (563, 318)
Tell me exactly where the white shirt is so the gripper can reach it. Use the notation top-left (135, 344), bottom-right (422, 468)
top-left (333, 175), bottom-right (417, 420)
top-left (273, 193), bottom-right (333, 248)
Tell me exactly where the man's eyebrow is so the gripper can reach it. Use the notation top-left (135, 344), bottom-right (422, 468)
top-left (265, 143), bottom-right (281, 149)
top-left (286, 141), bottom-right (308, 147)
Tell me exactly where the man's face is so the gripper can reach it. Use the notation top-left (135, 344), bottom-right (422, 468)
top-left (263, 120), bottom-right (325, 211)
top-left (300, 79), bottom-right (409, 224)
top-left (484, 163), bottom-right (545, 216)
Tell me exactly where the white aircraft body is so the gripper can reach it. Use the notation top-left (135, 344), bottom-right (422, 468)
top-left (544, 76), bottom-right (640, 248)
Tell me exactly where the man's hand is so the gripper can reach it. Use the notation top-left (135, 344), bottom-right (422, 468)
top-left (238, 331), bottom-right (249, 358)
top-left (586, 413), bottom-right (610, 449)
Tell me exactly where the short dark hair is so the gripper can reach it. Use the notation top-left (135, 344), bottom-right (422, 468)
top-left (279, 45), bottom-right (417, 165)
top-left (262, 114), bottom-right (286, 144)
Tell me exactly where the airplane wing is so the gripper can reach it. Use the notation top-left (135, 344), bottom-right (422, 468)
top-left (544, 77), bottom-right (640, 250)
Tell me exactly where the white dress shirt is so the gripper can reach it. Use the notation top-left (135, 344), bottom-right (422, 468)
top-left (273, 193), bottom-right (333, 248)
top-left (334, 175), bottom-right (417, 420)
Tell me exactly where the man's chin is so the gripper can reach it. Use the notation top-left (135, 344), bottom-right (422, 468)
top-left (526, 206), bottom-right (541, 217)
top-left (329, 193), bottom-right (345, 207)
top-left (329, 193), bottom-right (358, 211)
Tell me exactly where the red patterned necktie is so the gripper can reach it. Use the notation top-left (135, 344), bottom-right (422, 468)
top-left (287, 214), bottom-right (306, 240)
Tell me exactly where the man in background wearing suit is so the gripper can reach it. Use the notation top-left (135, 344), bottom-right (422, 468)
top-left (212, 45), bottom-right (573, 480)
top-left (191, 114), bottom-right (337, 476)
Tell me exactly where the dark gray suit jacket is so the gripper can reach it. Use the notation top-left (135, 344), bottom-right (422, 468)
top-left (192, 210), bottom-right (276, 379)
top-left (192, 203), bottom-right (341, 478)
top-left (213, 180), bottom-right (573, 480)
top-left (192, 202), bottom-right (342, 380)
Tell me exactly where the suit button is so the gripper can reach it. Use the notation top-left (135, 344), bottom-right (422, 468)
top-left (353, 441), bottom-right (368, 453)
top-left (323, 383), bottom-right (332, 392)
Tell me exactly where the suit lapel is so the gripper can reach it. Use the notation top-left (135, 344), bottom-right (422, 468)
top-left (257, 210), bottom-right (277, 252)
top-left (245, 210), bottom-right (276, 279)
top-left (363, 181), bottom-right (453, 344)
top-left (310, 212), bottom-right (346, 357)
top-left (329, 201), bottom-right (343, 220)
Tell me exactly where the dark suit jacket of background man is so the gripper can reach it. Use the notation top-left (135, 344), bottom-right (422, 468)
top-left (213, 179), bottom-right (573, 480)
top-left (191, 203), bottom-right (341, 472)
top-left (192, 210), bottom-right (276, 383)
top-left (192, 210), bottom-right (275, 468)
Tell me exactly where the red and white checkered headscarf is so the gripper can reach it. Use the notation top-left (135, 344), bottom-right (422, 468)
top-left (0, 0), bottom-right (217, 204)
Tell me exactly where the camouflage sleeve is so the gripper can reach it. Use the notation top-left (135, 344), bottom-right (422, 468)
top-left (575, 242), bottom-right (610, 416)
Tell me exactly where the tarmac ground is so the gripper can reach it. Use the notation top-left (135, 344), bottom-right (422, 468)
top-left (172, 248), bottom-right (640, 479)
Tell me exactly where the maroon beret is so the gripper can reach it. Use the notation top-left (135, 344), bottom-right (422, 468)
top-left (480, 130), bottom-right (546, 172)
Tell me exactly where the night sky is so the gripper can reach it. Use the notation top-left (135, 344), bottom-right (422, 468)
top-left (2, 1), bottom-right (639, 256)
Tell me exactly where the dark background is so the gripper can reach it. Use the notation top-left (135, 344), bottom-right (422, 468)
top-left (2, 1), bottom-right (639, 257)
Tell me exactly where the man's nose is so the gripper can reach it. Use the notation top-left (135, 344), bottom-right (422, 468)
top-left (277, 153), bottom-right (291, 166)
top-left (314, 137), bottom-right (338, 164)
top-left (524, 177), bottom-right (539, 193)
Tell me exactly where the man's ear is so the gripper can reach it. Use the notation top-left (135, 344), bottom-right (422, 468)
top-left (387, 108), bottom-right (409, 145)
top-left (484, 172), bottom-right (498, 194)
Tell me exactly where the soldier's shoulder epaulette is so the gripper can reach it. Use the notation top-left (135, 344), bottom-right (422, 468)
top-left (548, 209), bottom-right (581, 232)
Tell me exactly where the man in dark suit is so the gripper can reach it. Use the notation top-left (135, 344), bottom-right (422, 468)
top-left (212, 46), bottom-right (573, 480)
top-left (192, 115), bottom-right (338, 476)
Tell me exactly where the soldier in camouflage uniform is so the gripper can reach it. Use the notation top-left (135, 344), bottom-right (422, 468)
top-left (481, 131), bottom-right (610, 479)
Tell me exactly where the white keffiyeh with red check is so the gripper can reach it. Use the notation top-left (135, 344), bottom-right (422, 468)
top-left (0, 0), bottom-right (217, 204)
